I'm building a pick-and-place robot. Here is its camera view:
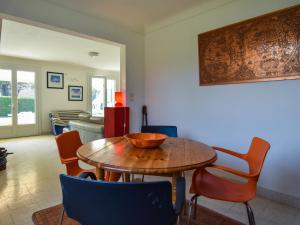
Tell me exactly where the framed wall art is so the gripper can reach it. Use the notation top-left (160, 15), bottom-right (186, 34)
top-left (198, 4), bottom-right (300, 85)
top-left (68, 86), bottom-right (83, 101)
top-left (47, 72), bottom-right (64, 89)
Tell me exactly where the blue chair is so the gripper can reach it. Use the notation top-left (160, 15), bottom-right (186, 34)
top-left (59, 174), bottom-right (185, 225)
top-left (141, 125), bottom-right (178, 137)
top-left (139, 125), bottom-right (178, 182)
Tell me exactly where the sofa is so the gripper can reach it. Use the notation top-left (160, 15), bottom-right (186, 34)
top-left (69, 120), bottom-right (104, 144)
top-left (49, 110), bottom-right (85, 135)
top-left (49, 110), bottom-right (105, 143)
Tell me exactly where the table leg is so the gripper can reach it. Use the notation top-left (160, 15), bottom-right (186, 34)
top-left (172, 172), bottom-right (183, 203)
top-left (96, 168), bottom-right (105, 180)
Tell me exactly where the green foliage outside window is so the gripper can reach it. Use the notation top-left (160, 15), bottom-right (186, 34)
top-left (0, 96), bottom-right (35, 117)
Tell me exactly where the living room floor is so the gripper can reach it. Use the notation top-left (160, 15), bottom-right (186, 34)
top-left (0, 135), bottom-right (300, 225)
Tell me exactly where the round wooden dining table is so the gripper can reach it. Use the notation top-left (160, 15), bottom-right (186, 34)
top-left (77, 136), bottom-right (217, 201)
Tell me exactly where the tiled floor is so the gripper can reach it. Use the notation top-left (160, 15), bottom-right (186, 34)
top-left (0, 135), bottom-right (300, 225)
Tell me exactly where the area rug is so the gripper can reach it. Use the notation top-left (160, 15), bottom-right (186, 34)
top-left (32, 203), bottom-right (245, 225)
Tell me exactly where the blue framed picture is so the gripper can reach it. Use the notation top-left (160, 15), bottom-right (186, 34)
top-left (47, 72), bottom-right (64, 89)
top-left (68, 86), bottom-right (83, 101)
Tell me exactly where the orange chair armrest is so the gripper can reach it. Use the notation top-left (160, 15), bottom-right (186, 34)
top-left (210, 164), bottom-right (256, 178)
top-left (61, 157), bottom-right (78, 164)
top-left (212, 146), bottom-right (246, 160)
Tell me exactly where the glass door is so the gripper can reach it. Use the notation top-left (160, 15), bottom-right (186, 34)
top-left (0, 66), bottom-right (38, 138)
top-left (107, 79), bottom-right (116, 107)
top-left (17, 71), bottom-right (36, 125)
top-left (0, 69), bottom-right (13, 129)
top-left (90, 76), bottom-right (106, 116)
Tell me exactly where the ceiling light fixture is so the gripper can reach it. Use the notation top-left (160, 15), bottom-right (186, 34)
top-left (88, 51), bottom-right (99, 58)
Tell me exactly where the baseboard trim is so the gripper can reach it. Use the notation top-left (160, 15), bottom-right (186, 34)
top-left (41, 131), bottom-right (52, 135)
top-left (258, 186), bottom-right (300, 209)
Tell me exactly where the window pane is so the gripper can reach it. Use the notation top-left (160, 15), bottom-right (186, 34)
top-left (0, 69), bottom-right (12, 126)
top-left (91, 77), bottom-right (105, 116)
top-left (107, 79), bottom-right (116, 107)
top-left (17, 71), bottom-right (36, 125)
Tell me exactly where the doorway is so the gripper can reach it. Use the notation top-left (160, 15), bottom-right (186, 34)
top-left (0, 18), bottom-right (126, 137)
top-left (0, 65), bottom-right (39, 138)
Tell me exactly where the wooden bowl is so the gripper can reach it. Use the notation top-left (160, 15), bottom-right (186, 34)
top-left (124, 133), bottom-right (168, 149)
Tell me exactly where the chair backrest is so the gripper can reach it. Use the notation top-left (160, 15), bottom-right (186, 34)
top-left (245, 137), bottom-right (270, 178)
top-left (141, 125), bottom-right (178, 137)
top-left (55, 130), bottom-right (82, 161)
top-left (60, 174), bottom-right (177, 225)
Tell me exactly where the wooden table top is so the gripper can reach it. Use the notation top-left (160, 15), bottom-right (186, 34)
top-left (77, 137), bottom-right (217, 174)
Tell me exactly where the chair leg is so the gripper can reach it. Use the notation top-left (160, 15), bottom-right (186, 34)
top-left (183, 199), bottom-right (187, 216)
top-left (244, 202), bottom-right (256, 225)
top-left (176, 215), bottom-right (181, 225)
top-left (187, 195), bottom-right (198, 225)
top-left (193, 195), bottom-right (198, 220)
top-left (187, 199), bottom-right (193, 225)
top-left (58, 207), bottom-right (65, 225)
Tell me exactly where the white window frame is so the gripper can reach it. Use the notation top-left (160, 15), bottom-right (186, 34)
top-left (88, 75), bottom-right (107, 116)
top-left (106, 78), bottom-right (117, 107)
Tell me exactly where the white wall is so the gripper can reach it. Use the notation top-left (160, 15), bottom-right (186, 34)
top-left (0, 55), bottom-right (119, 133)
top-left (145, 0), bottom-right (300, 199)
top-left (0, 0), bottom-right (145, 132)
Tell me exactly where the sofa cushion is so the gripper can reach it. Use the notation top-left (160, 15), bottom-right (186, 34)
top-left (89, 116), bottom-right (104, 125)
top-left (78, 112), bottom-right (91, 122)
top-left (69, 120), bottom-right (104, 133)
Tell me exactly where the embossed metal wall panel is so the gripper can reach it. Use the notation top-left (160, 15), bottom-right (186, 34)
top-left (198, 5), bottom-right (300, 85)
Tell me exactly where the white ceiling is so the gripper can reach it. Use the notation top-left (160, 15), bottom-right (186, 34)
top-left (41, 0), bottom-right (210, 32)
top-left (0, 19), bottom-right (121, 71)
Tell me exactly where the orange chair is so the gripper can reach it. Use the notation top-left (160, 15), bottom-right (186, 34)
top-left (189, 137), bottom-right (270, 225)
top-left (55, 130), bottom-right (121, 181)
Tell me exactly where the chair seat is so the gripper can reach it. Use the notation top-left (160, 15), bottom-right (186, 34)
top-left (191, 168), bottom-right (256, 203)
top-left (76, 168), bottom-right (121, 182)
top-left (64, 160), bottom-right (96, 178)
top-left (75, 168), bottom-right (96, 177)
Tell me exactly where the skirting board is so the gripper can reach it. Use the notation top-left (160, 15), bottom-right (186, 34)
top-left (258, 186), bottom-right (300, 209)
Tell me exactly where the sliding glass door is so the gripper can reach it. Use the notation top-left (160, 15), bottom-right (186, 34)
top-left (0, 65), bottom-right (39, 138)
top-left (0, 69), bottom-right (13, 127)
top-left (17, 71), bottom-right (36, 125)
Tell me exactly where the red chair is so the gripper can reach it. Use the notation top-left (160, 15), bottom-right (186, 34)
top-left (55, 130), bottom-right (121, 181)
top-left (189, 137), bottom-right (270, 225)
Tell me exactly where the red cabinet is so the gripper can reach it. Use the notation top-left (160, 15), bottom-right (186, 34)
top-left (104, 107), bottom-right (130, 138)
